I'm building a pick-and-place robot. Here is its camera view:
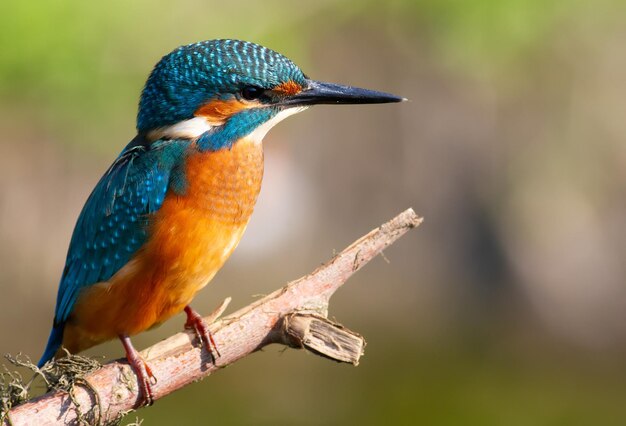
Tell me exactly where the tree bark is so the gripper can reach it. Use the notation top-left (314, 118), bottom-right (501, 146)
top-left (5, 208), bottom-right (422, 425)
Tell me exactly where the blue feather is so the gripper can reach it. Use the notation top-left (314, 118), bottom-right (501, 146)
top-left (38, 323), bottom-right (64, 367)
top-left (38, 136), bottom-right (191, 366)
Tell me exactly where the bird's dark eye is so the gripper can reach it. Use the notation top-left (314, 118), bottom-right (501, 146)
top-left (241, 86), bottom-right (264, 101)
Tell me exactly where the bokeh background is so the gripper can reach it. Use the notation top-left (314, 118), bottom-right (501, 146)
top-left (1, 0), bottom-right (626, 424)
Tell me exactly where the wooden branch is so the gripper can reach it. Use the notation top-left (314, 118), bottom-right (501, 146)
top-left (6, 208), bottom-right (422, 425)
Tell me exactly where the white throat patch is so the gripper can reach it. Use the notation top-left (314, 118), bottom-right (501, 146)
top-left (246, 107), bottom-right (308, 144)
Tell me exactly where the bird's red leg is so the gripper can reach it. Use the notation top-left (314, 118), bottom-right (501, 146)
top-left (119, 334), bottom-right (156, 407)
top-left (184, 305), bottom-right (221, 361)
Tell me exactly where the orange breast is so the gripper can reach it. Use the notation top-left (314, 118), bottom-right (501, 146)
top-left (64, 138), bottom-right (264, 353)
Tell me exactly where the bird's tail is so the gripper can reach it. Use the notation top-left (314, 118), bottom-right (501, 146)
top-left (38, 323), bottom-right (64, 368)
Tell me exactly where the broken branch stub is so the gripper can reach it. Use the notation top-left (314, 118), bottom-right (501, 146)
top-left (282, 313), bottom-right (365, 365)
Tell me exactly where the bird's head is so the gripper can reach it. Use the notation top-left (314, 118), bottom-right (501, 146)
top-left (138, 39), bottom-right (403, 150)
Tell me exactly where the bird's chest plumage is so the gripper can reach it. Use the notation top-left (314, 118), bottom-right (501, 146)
top-left (148, 138), bottom-right (264, 297)
top-left (181, 138), bottom-right (265, 221)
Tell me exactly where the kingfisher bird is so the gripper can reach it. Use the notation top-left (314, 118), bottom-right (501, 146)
top-left (38, 39), bottom-right (403, 406)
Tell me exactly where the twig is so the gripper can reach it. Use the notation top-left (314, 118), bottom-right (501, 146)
top-left (5, 208), bottom-right (422, 425)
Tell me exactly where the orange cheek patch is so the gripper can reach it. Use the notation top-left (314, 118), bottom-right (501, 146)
top-left (195, 98), bottom-right (252, 125)
top-left (273, 80), bottom-right (303, 96)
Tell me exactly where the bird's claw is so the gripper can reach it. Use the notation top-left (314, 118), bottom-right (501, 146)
top-left (136, 361), bottom-right (156, 407)
top-left (120, 334), bottom-right (157, 407)
top-left (184, 306), bottom-right (221, 361)
top-left (183, 299), bottom-right (230, 363)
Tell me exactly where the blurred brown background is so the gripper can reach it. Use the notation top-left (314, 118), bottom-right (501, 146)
top-left (1, 0), bottom-right (626, 424)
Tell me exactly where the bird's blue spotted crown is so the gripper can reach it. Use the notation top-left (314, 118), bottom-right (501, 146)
top-left (137, 39), bottom-right (307, 132)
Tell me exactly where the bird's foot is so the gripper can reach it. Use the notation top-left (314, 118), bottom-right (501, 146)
top-left (184, 298), bottom-right (231, 363)
top-left (120, 334), bottom-right (157, 407)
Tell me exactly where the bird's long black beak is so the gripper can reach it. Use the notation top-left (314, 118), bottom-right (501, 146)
top-left (280, 79), bottom-right (405, 107)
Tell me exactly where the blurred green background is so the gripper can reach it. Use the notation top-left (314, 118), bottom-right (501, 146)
top-left (2, 0), bottom-right (626, 424)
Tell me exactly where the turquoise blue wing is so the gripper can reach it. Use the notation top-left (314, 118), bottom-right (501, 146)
top-left (39, 137), bottom-right (190, 366)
